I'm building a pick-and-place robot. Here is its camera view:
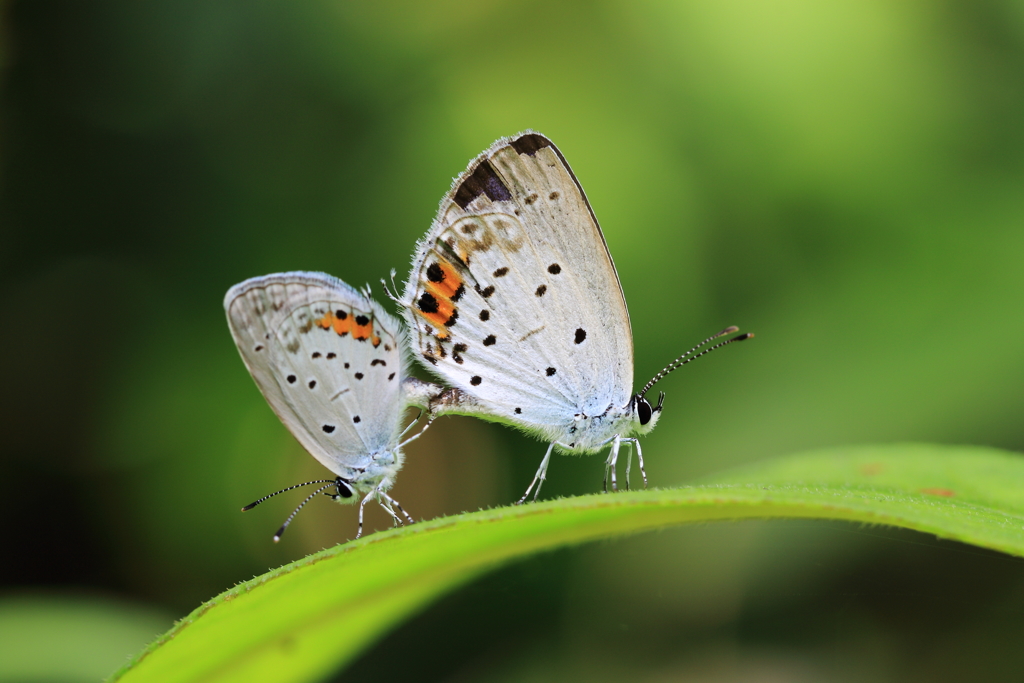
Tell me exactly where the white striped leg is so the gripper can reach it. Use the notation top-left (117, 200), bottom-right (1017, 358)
top-left (604, 435), bottom-right (623, 492)
top-left (632, 438), bottom-right (647, 489)
top-left (517, 441), bottom-right (556, 504)
top-left (399, 415), bottom-right (435, 448)
top-left (356, 490), bottom-right (375, 539)
top-left (381, 490), bottom-right (415, 526)
top-left (624, 440), bottom-right (633, 491)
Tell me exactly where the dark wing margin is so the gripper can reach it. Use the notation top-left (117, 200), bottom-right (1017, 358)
top-left (453, 160), bottom-right (513, 209)
top-left (510, 133), bottom-right (553, 156)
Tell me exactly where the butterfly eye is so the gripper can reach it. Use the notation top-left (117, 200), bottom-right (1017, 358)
top-left (336, 480), bottom-right (354, 498)
top-left (637, 396), bottom-right (653, 426)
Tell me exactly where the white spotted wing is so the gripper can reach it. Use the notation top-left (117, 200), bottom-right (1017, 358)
top-left (402, 132), bottom-right (634, 447)
top-left (225, 272), bottom-right (422, 488)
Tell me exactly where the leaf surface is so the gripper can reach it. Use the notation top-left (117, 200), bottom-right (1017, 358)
top-left (111, 444), bottom-right (1024, 683)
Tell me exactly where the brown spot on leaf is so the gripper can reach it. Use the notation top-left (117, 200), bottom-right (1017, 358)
top-left (921, 488), bottom-right (956, 497)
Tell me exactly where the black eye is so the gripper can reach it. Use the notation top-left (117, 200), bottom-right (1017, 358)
top-left (637, 398), bottom-right (653, 426)
top-left (336, 481), bottom-right (354, 498)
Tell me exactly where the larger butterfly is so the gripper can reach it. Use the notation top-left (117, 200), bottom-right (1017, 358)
top-left (225, 272), bottom-right (439, 539)
top-left (396, 131), bottom-right (751, 501)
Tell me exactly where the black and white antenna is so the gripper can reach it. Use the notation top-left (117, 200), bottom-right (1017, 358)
top-left (241, 478), bottom-right (352, 542)
top-left (639, 326), bottom-right (754, 398)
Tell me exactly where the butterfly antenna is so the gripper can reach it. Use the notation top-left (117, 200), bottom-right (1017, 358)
top-left (272, 481), bottom-right (338, 542)
top-left (639, 327), bottom-right (753, 398)
top-left (381, 268), bottom-right (403, 305)
top-left (241, 479), bottom-right (339, 511)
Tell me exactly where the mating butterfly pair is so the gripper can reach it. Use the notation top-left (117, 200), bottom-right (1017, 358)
top-left (224, 131), bottom-right (751, 541)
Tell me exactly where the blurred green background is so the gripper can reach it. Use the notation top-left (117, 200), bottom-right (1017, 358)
top-left (3, 1), bottom-right (1024, 681)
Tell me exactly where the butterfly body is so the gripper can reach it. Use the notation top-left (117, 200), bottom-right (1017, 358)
top-left (400, 132), bottom-right (671, 497)
top-left (225, 271), bottom-right (437, 537)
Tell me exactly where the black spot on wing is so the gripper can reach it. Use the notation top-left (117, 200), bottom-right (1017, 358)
top-left (322, 425), bottom-right (335, 433)
top-left (308, 380), bottom-right (317, 389)
top-left (479, 309), bottom-right (490, 321)
top-left (510, 134), bottom-right (553, 156)
top-left (454, 160), bottom-right (512, 209)
top-left (575, 328), bottom-right (587, 344)
top-left (515, 407), bottom-right (522, 414)
top-left (451, 284), bottom-right (466, 302)
top-left (354, 372), bottom-right (364, 380)
top-left (483, 335), bottom-right (496, 346)
top-left (312, 351), bottom-right (321, 359)
top-left (353, 416), bottom-right (361, 423)
top-left (287, 374), bottom-right (297, 384)
top-left (549, 191), bottom-right (560, 200)
top-left (344, 362), bottom-right (350, 369)
top-left (355, 315), bottom-right (370, 326)
top-left (254, 345), bottom-right (264, 352)
top-left (426, 262), bottom-right (445, 282)
top-left (388, 372), bottom-right (396, 380)
top-left (327, 352), bottom-right (336, 359)
top-left (371, 359), bottom-right (386, 366)
top-left (535, 285), bottom-right (546, 297)
top-left (445, 309), bottom-right (459, 327)
top-left (548, 263), bottom-right (561, 274)
top-left (546, 367), bottom-right (556, 376)
top-left (493, 267), bottom-right (508, 277)
top-left (471, 376), bottom-right (482, 386)
top-left (418, 292), bottom-right (439, 313)
top-left (453, 343), bottom-right (467, 365)
top-left (335, 310), bottom-right (348, 319)
top-left (476, 285), bottom-right (495, 298)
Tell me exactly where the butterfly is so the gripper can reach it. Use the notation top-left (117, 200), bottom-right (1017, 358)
top-left (393, 131), bottom-right (752, 502)
top-left (224, 272), bottom-right (439, 540)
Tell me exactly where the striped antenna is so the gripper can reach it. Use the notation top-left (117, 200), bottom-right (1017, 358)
top-left (240, 479), bottom-right (339, 511)
top-left (272, 481), bottom-right (341, 542)
top-left (639, 327), bottom-right (753, 398)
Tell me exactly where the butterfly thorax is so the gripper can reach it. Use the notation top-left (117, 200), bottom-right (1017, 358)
top-left (551, 401), bottom-right (641, 454)
top-left (339, 447), bottom-right (403, 496)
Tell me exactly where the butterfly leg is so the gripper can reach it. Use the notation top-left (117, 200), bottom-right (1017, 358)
top-left (398, 409), bottom-right (424, 439)
top-left (517, 441), bottom-right (556, 504)
top-left (622, 438), bottom-right (646, 490)
top-left (632, 438), bottom-right (648, 489)
top-left (607, 435), bottom-right (622, 492)
top-left (399, 415), bottom-right (435, 448)
top-left (356, 490), bottom-right (376, 539)
top-left (381, 490), bottom-right (416, 526)
top-left (380, 497), bottom-right (403, 529)
top-left (624, 440), bottom-right (633, 491)
top-left (596, 434), bottom-right (624, 493)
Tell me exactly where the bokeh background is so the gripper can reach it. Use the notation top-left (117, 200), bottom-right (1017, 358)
top-left (3, 1), bottom-right (1024, 681)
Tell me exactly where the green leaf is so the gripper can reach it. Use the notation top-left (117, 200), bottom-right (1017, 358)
top-left (110, 443), bottom-right (1024, 683)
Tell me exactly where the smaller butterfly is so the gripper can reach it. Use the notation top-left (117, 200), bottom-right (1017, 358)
top-left (392, 131), bottom-right (752, 502)
top-left (225, 272), bottom-right (440, 540)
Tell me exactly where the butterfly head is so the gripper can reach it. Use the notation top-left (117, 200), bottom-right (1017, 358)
top-left (631, 391), bottom-right (665, 436)
top-left (330, 479), bottom-right (356, 501)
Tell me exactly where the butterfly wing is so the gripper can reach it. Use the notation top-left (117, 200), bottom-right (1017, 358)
top-left (225, 272), bottom-right (411, 484)
top-left (403, 132), bottom-right (634, 437)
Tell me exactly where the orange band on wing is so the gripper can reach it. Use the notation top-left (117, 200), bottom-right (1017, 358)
top-left (316, 310), bottom-right (354, 337)
top-left (419, 298), bottom-right (454, 328)
top-left (428, 261), bottom-right (464, 300)
top-left (333, 315), bottom-right (353, 336)
top-left (352, 320), bottom-right (372, 341)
